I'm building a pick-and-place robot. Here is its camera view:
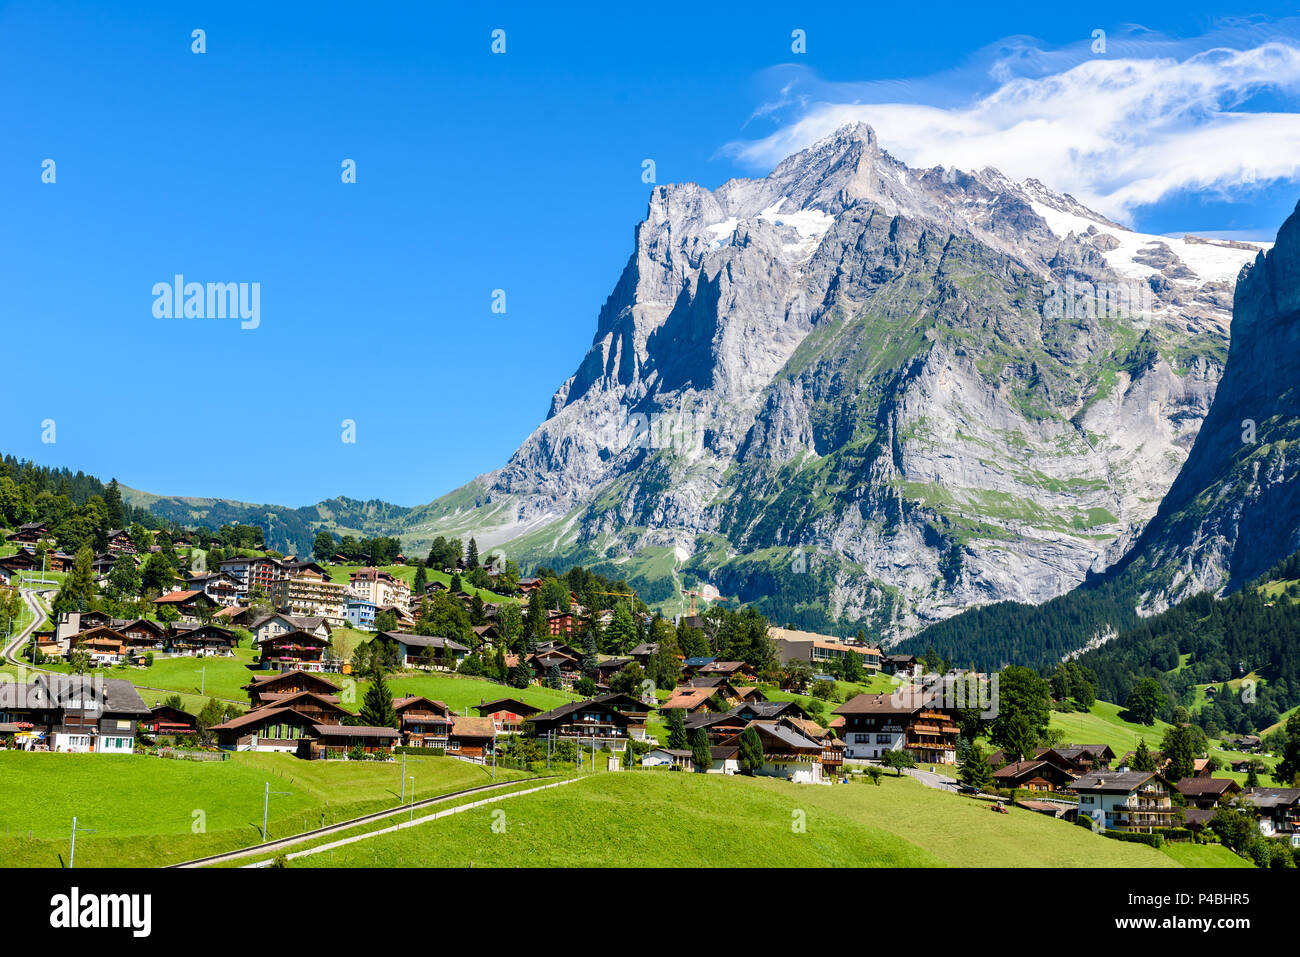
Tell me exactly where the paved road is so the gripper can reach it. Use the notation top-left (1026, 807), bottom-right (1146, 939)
top-left (2, 587), bottom-right (48, 665)
top-left (904, 766), bottom-right (960, 792)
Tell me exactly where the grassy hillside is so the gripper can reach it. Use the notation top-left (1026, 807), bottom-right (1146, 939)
top-left (0, 751), bottom-right (529, 867)
top-left (1048, 700), bottom-right (1175, 757)
top-left (290, 769), bottom-right (1184, 868)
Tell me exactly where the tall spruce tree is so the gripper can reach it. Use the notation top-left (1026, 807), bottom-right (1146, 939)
top-left (690, 728), bottom-right (712, 773)
top-left (359, 662), bottom-right (398, 728)
top-left (666, 708), bottom-right (688, 750)
top-left (738, 725), bottom-right (764, 775)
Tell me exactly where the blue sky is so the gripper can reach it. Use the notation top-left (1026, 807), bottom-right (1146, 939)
top-left (4, 1), bottom-right (1300, 508)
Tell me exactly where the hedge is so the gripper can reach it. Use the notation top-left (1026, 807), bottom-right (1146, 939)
top-left (1102, 830), bottom-right (1164, 849)
top-left (394, 746), bottom-right (447, 756)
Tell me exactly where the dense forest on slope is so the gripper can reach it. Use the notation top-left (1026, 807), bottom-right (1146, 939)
top-left (1075, 552), bottom-right (1300, 736)
top-left (893, 578), bottom-right (1140, 672)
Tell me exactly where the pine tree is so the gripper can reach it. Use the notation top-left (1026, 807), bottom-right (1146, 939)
top-left (524, 589), bottom-right (547, 652)
top-left (738, 725), bottom-right (764, 775)
top-left (103, 479), bottom-right (124, 530)
top-left (359, 662), bottom-right (398, 728)
top-left (1133, 738), bottom-right (1157, 773)
top-left (466, 537), bottom-right (479, 570)
top-left (666, 708), bottom-right (688, 750)
top-left (959, 742), bottom-right (993, 791)
top-left (690, 728), bottom-right (712, 773)
top-left (412, 562), bottom-right (428, 596)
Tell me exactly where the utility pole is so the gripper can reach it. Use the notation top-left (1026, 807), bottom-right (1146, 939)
top-left (400, 750), bottom-right (407, 802)
top-left (69, 817), bottom-right (96, 868)
top-left (262, 781), bottom-right (291, 842)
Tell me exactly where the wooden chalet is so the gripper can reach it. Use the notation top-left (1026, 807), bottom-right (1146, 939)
top-left (474, 697), bottom-right (540, 733)
top-left (256, 629), bottom-right (331, 671)
top-left (5, 521), bottom-right (50, 545)
top-left (141, 704), bottom-right (199, 736)
top-left (166, 623), bottom-right (238, 656)
top-left (719, 721), bottom-right (826, 783)
top-left (151, 589), bottom-right (220, 622)
top-left (393, 696), bottom-right (452, 748)
top-left (528, 694), bottom-right (639, 750)
top-left (244, 670), bottom-right (340, 707)
top-left (448, 715), bottom-right (496, 759)
top-left (992, 759), bottom-right (1077, 792)
top-left (210, 707), bottom-right (318, 752)
top-left (307, 724), bottom-right (400, 759)
top-left (1175, 776), bottom-right (1242, 809)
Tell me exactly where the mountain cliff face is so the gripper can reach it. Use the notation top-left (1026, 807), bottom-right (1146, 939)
top-left (415, 123), bottom-right (1264, 640)
top-left (1111, 199), bottom-right (1300, 610)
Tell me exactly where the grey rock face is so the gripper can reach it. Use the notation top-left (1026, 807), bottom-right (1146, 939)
top-left (427, 123), bottom-right (1266, 641)
top-left (1114, 200), bottom-right (1300, 609)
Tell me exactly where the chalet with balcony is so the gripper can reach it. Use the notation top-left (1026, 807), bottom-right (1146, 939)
top-left (0, 675), bottom-right (147, 753)
top-left (382, 632), bottom-right (469, 669)
top-left (5, 521), bottom-right (50, 545)
top-left (833, 689), bottom-right (959, 763)
top-left (1068, 771), bottom-right (1177, 833)
top-left (166, 623), bottom-right (239, 657)
top-left (256, 629), bottom-right (331, 671)
top-left (210, 707), bottom-right (318, 752)
top-left (529, 694), bottom-right (639, 751)
top-left (151, 589), bottom-right (220, 622)
top-left (1175, 775), bottom-right (1242, 810)
top-left (141, 704), bottom-right (199, 737)
top-left (244, 670), bottom-right (340, 707)
top-left (992, 759), bottom-right (1077, 792)
top-left (1240, 787), bottom-right (1300, 839)
top-left (474, 697), bottom-right (540, 734)
top-left (307, 724), bottom-right (400, 759)
top-left (448, 716), bottom-right (496, 759)
top-left (719, 721), bottom-right (826, 783)
top-left (393, 696), bottom-right (453, 748)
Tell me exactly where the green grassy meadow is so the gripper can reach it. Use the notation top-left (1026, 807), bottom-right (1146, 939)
top-left (293, 769), bottom-right (1189, 869)
top-left (0, 751), bottom-right (530, 867)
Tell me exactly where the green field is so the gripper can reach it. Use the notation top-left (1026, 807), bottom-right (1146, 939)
top-left (0, 751), bottom-right (530, 867)
top-left (1049, 699), bottom-right (1175, 756)
top-left (325, 563), bottom-right (514, 607)
top-left (1160, 842), bottom-right (1254, 868)
top-left (291, 769), bottom-right (1188, 868)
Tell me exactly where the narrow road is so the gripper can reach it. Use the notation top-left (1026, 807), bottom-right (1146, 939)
top-left (2, 586), bottom-right (48, 666)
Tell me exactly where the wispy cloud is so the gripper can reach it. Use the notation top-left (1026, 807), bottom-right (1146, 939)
top-left (724, 21), bottom-right (1300, 223)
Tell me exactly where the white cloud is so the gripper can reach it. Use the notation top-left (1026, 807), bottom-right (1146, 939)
top-left (724, 28), bottom-right (1300, 223)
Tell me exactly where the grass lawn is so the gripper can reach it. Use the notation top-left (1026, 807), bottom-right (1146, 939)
top-left (1161, 842), bottom-right (1255, 868)
top-left (27, 648), bottom-right (262, 704)
top-left (0, 751), bottom-right (531, 867)
top-left (349, 671), bottom-right (578, 716)
top-left (1049, 699), bottom-right (1174, 756)
top-left (325, 563), bottom-right (515, 608)
top-left (295, 769), bottom-right (1186, 868)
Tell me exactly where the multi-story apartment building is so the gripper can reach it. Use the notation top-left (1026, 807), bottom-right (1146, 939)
top-left (770, 627), bottom-right (882, 673)
top-left (218, 556), bottom-right (284, 597)
top-left (271, 569), bottom-right (346, 626)
top-left (346, 566), bottom-right (410, 611)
